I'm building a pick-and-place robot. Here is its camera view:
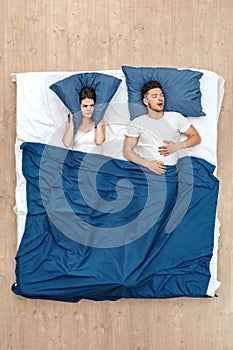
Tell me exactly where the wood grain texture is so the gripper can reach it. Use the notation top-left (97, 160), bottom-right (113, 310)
top-left (1, 0), bottom-right (233, 349)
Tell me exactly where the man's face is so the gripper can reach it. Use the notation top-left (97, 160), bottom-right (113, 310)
top-left (143, 88), bottom-right (164, 113)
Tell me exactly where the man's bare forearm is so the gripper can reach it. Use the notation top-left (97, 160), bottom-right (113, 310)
top-left (123, 149), bottom-right (166, 174)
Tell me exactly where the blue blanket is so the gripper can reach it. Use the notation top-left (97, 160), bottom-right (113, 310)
top-left (12, 142), bottom-right (219, 302)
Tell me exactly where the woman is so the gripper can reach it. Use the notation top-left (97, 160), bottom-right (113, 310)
top-left (62, 87), bottom-right (105, 152)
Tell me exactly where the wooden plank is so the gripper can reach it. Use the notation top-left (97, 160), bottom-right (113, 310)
top-left (45, 0), bottom-right (68, 71)
top-left (24, 0), bottom-right (46, 71)
top-left (1, 0), bottom-right (233, 349)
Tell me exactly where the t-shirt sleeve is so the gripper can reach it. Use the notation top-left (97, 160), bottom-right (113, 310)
top-left (176, 113), bottom-right (192, 133)
top-left (125, 120), bottom-right (140, 137)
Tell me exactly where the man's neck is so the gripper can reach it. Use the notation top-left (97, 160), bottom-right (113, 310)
top-left (147, 110), bottom-right (164, 120)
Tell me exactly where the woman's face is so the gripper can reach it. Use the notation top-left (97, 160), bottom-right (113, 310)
top-left (80, 98), bottom-right (95, 119)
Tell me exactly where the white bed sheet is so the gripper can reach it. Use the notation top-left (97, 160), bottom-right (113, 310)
top-left (12, 68), bottom-right (224, 297)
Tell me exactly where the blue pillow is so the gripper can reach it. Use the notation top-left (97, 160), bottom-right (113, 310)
top-left (121, 66), bottom-right (206, 119)
top-left (50, 72), bottom-right (122, 131)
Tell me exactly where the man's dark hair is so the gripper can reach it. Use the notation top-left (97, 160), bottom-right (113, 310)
top-left (79, 87), bottom-right (96, 103)
top-left (142, 80), bottom-right (163, 99)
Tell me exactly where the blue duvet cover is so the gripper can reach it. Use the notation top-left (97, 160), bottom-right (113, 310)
top-left (12, 142), bottom-right (219, 302)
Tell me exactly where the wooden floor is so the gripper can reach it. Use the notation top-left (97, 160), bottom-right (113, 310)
top-left (1, 0), bottom-right (233, 349)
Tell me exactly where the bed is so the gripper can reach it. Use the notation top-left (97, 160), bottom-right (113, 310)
top-left (11, 67), bottom-right (224, 302)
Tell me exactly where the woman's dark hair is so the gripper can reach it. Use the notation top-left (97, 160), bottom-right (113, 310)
top-left (141, 80), bottom-right (163, 99)
top-left (79, 87), bottom-right (96, 103)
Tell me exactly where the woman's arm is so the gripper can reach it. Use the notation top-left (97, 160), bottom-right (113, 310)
top-left (62, 113), bottom-right (74, 148)
top-left (94, 119), bottom-right (106, 145)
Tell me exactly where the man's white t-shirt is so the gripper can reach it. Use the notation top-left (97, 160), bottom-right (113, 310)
top-left (125, 112), bottom-right (191, 165)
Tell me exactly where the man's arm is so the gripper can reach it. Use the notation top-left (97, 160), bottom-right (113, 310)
top-left (123, 136), bottom-right (166, 174)
top-left (158, 125), bottom-right (201, 157)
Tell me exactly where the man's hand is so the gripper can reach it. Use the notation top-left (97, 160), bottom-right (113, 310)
top-left (158, 140), bottom-right (183, 157)
top-left (146, 160), bottom-right (166, 174)
top-left (124, 136), bottom-right (166, 175)
top-left (158, 125), bottom-right (202, 157)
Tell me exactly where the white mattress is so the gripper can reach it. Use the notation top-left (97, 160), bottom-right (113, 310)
top-left (12, 68), bottom-right (224, 296)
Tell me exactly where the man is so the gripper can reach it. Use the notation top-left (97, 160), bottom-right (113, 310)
top-left (123, 80), bottom-right (201, 174)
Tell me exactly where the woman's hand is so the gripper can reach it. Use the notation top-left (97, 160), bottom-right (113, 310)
top-left (94, 119), bottom-right (106, 145)
top-left (62, 111), bottom-right (74, 148)
top-left (68, 111), bottom-right (73, 123)
top-left (97, 119), bottom-right (105, 127)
